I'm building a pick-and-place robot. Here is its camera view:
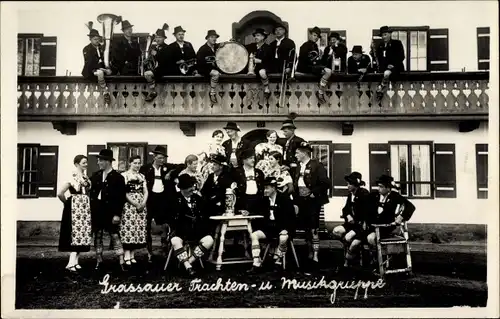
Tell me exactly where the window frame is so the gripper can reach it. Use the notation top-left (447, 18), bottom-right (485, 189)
top-left (106, 142), bottom-right (148, 173)
top-left (17, 33), bottom-right (44, 76)
top-left (17, 143), bottom-right (40, 199)
top-left (388, 140), bottom-right (435, 199)
top-left (388, 26), bottom-right (430, 72)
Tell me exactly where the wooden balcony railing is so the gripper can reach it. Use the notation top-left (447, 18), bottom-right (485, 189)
top-left (17, 72), bottom-right (489, 121)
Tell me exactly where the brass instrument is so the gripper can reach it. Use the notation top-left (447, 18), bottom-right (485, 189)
top-left (247, 53), bottom-right (255, 75)
top-left (96, 13), bottom-right (122, 69)
top-left (289, 49), bottom-right (299, 80)
top-left (205, 56), bottom-right (216, 65)
top-left (278, 48), bottom-right (296, 107)
top-left (177, 58), bottom-right (197, 75)
top-left (308, 50), bottom-right (320, 64)
top-left (143, 35), bottom-right (158, 72)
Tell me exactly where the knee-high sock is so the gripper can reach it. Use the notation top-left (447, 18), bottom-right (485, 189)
top-left (96, 71), bottom-right (108, 91)
top-left (111, 233), bottom-right (124, 256)
top-left (188, 244), bottom-right (208, 264)
top-left (174, 247), bottom-right (191, 269)
top-left (144, 71), bottom-right (156, 90)
top-left (319, 69), bottom-right (332, 93)
top-left (260, 70), bottom-right (270, 88)
top-left (251, 243), bottom-right (262, 266)
top-left (210, 71), bottom-right (219, 93)
top-left (275, 234), bottom-right (288, 263)
top-left (312, 229), bottom-right (320, 261)
top-left (94, 230), bottom-right (104, 260)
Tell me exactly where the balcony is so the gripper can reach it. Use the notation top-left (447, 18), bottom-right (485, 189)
top-left (17, 72), bottom-right (489, 122)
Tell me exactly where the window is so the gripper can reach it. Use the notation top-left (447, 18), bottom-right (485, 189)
top-left (18, 144), bottom-right (39, 197)
top-left (475, 144), bottom-right (488, 199)
top-left (17, 144), bottom-right (59, 198)
top-left (477, 27), bottom-right (490, 70)
top-left (107, 143), bottom-right (147, 172)
top-left (18, 34), bottom-right (57, 76)
top-left (389, 142), bottom-right (433, 198)
top-left (372, 27), bottom-right (449, 72)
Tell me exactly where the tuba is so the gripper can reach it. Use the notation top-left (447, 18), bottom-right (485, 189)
top-left (178, 58), bottom-right (197, 75)
top-left (96, 13), bottom-right (122, 69)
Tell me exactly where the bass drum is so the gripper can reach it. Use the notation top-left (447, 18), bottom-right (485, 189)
top-left (215, 41), bottom-right (249, 74)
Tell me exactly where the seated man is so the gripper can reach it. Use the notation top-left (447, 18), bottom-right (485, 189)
top-left (170, 174), bottom-right (214, 277)
top-left (365, 174), bottom-right (415, 265)
top-left (332, 172), bottom-right (370, 268)
top-left (248, 177), bottom-right (296, 272)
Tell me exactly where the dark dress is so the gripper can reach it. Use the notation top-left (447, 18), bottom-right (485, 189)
top-left (119, 171), bottom-right (148, 249)
top-left (58, 172), bottom-right (92, 252)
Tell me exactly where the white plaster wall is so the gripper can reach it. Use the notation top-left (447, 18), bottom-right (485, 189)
top-left (14, 1), bottom-right (496, 75)
top-left (17, 120), bottom-right (490, 224)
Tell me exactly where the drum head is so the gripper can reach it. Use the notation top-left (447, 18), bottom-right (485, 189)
top-left (216, 42), bottom-right (249, 74)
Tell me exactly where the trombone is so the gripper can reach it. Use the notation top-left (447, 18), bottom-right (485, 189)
top-left (279, 48), bottom-right (297, 107)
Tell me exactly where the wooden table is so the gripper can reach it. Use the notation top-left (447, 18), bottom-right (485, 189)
top-left (208, 215), bottom-right (263, 270)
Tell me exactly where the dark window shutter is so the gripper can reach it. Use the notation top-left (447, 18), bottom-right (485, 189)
top-left (477, 27), bottom-right (490, 71)
top-left (87, 144), bottom-right (105, 177)
top-left (475, 144), bottom-right (488, 199)
top-left (37, 145), bottom-right (58, 197)
top-left (310, 141), bottom-right (333, 197)
top-left (369, 143), bottom-right (391, 191)
top-left (331, 143), bottom-right (351, 197)
top-left (39, 36), bottom-right (57, 76)
top-left (147, 144), bottom-right (168, 164)
top-left (17, 144), bottom-right (40, 198)
top-left (427, 29), bottom-right (449, 71)
top-left (434, 144), bottom-right (456, 198)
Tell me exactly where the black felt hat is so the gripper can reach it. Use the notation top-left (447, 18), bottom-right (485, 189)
top-left (329, 32), bottom-right (341, 40)
top-left (177, 174), bottom-right (197, 189)
top-left (379, 26), bottom-right (392, 36)
top-left (273, 23), bottom-right (288, 33)
top-left (241, 148), bottom-right (256, 160)
top-left (376, 174), bottom-right (399, 189)
top-left (264, 176), bottom-right (278, 187)
top-left (151, 146), bottom-right (168, 157)
top-left (310, 27), bottom-right (322, 37)
top-left (87, 29), bottom-right (101, 38)
top-left (155, 29), bottom-right (167, 38)
top-left (96, 149), bottom-right (115, 161)
top-left (223, 122), bottom-right (240, 131)
top-left (252, 28), bottom-right (269, 38)
top-left (205, 29), bottom-right (220, 40)
top-left (209, 153), bottom-right (228, 166)
top-left (350, 45), bottom-right (364, 54)
top-left (121, 20), bottom-right (134, 31)
top-left (173, 26), bottom-right (186, 34)
top-left (280, 119), bottom-right (296, 130)
top-left (345, 171), bottom-right (365, 186)
top-left (296, 141), bottom-right (313, 152)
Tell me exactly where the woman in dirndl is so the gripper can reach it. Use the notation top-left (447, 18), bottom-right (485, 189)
top-left (57, 155), bottom-right (92, 273)
top-left (255, 130), bottom-right (283, 172)
top-left (120, 155), bottom-right (149, 267)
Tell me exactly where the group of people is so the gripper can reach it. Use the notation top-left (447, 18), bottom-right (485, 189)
top-left (58, 119), bottom-right (415, 277)
top-left (82, 19), bottom-right (404, 105)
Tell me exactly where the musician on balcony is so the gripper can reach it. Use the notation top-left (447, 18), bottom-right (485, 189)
top-left (268, 23), bottom-right (296, 75)
top-left (347, 45), bottom-right (372, 75)
top-left (247, 177), bottom-right (296, 273)
top-left (293, 142), bottom-right (330, 268)
top-left (297, 27), bottom-right (332, 104)
top-left (196, 29), bottom-right (221, 104)
top-left (320, 32), bottom-right (348, 73)
top-left (365, 175), bottom-right (415, 267)
top-left (332, 172), bottom-right (371, 270)
top-left (111, 20), bottom-right (142, 76)
top-left (82, 28), bottom-right (112, 105)
top-left (167, 26), bottom-right (198, 76)
top-left (246, 28), bottom-right (272, 99)
top-left (144, 28), bottom-right (170, 102)
top-left (374, 26), bottom-right (405, 98)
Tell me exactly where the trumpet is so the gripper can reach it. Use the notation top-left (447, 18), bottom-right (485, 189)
top-left (177, 58), bottom-right (197, 75)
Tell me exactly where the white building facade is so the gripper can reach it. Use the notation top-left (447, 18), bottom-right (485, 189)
top-left (15, 1), bottom-right (493, 226)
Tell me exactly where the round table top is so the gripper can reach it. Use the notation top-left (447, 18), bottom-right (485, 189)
top-left (210, 215), bottom-right (264, 220)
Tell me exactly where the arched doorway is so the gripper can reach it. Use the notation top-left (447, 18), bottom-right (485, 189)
top-left (232, 10), bottom-right (289, 46)
top-left (241, 128), bottom-right (269, 151)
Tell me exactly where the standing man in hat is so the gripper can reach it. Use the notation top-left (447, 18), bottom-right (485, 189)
top-left (293, 142), bottom-right (330, 267)
top-left (297, 27), bottom-right (333, 104)
top-left (268, 23), bottom-right (296, 75)
top-left (321, 32), bottom-right (348, 74)
top-left (332, 171), bottom-right (370, 269)
top-left (139, 146), bottom-right (184, 262)
top-left (246, 28), bottom-right (272, 98)
top-left (82, 27), bottom-right (112, 105)
top-left (144, 27), bottom-right (170, 102)
top-left (347, 45), bottom-right (372, 75)
top-left (374, 26), bottom-right (405, 99)
top-left (89, 149), bottom-right (127, 271)
top-left (221, 122), bottom-right (249, 168)
top-left (247, 176), bottom-right (297, 273)
top-left (196, 30), bottom-right (221, 104)
top-left (167, 26), bottom-right (198, 76)
top-left (232, 149), bottom-right (266, 216)
top-left (170, 175), bottom-right (214, 277)
top-left (278, 119), bottom-right (305, 172)
top-left (111, 20), bottom-right (142, 76)
top-left (201, 154), bottom-right (236, 217)
top-left (365, 174), bottom-right (415, 249)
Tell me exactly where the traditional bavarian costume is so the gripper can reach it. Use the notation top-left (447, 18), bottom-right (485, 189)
top-left (167, 26), bottom-right (197, 75)
top-left (268, 23), bottom-right (296, 74)
top-left (81, 29), bottom-right (111, 104)
top-left (221, 122), bottom-right (248, 168)
top-left (320, 32), bottom-right (348, 73)
top-left (58, 171), bottom-right (92, 252)
top-left (144, 28), bottom-right (170, 102)
top-left (232, 149), bottom-right (265, 215)
top-left (374, 26), bottom-right (405, 100)
top-left (196, 30), bottom-right (221, 104)
top-left (255, 141), bottom-right (283, 162)
top-left (111, 20), bottom-right (142, 75)
top-left (119, 170), bottom-right (148, 250)
top-left (246, 28), bottom-right (272, 97)
top-left (278, 120), bottom-right (305, 172)
top-left (347, 45), bottom-right (372, 75)
top-left (339, 172), bottom-right (370, 239)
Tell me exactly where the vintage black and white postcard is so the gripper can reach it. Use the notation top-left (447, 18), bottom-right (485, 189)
top-left (1, 0), bottom-right (499, 318)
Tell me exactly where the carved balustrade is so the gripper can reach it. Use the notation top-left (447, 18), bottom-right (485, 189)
top-left (17, 72), bottom-right (489, 121)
